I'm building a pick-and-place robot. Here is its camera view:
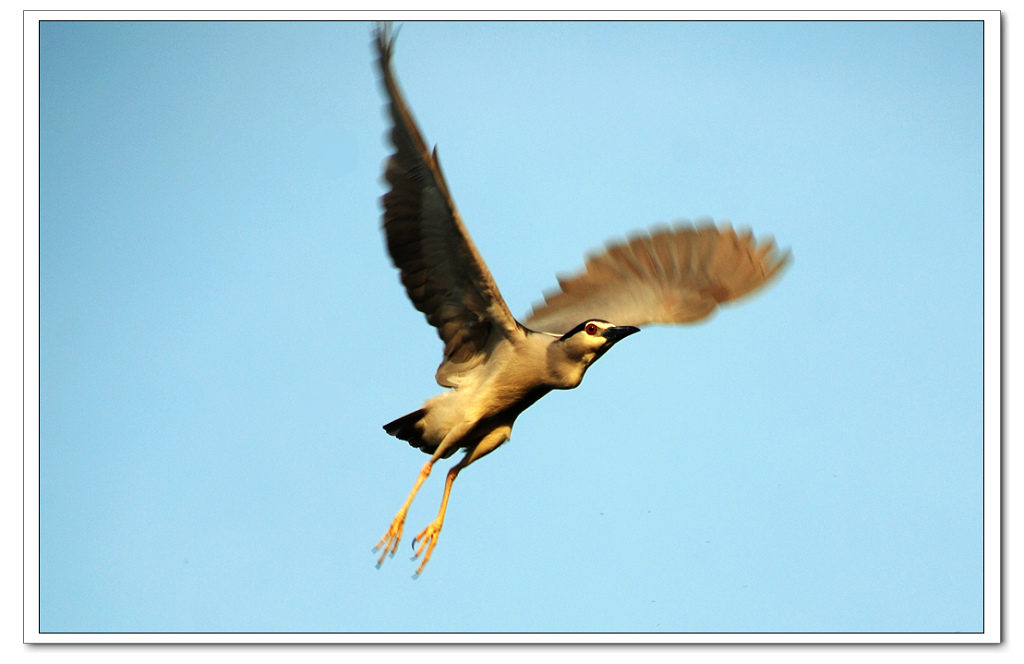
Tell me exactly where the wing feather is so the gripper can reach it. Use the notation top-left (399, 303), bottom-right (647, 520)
top-left (375, 25), bottom-right (522, 387)
top-left (525, 222), bottom-right (791, 334)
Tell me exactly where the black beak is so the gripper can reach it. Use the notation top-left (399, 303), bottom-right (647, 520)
top-left (602, 325), bottom-right (641, 343)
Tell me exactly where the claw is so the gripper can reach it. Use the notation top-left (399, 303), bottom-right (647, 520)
top-left (374, 511), bottom-right (408, 567)
top-left (410, 520), bottom-right (443, 575)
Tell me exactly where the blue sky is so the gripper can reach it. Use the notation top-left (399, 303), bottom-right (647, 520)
top-left (37, 19), bottom-right (985, 634)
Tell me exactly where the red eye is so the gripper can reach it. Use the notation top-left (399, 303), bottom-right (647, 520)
top-left (585, 323), bottom-right (598, 335)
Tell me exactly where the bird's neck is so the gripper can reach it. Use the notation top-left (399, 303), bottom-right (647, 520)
top-left (544, 344), bottom-right (594, 390)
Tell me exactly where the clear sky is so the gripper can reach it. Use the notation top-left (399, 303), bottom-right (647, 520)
top-left (38, 19), bottom-right (984, 634)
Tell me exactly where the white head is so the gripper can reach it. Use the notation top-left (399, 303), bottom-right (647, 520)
top-left (556, 319), bottom-right (641, 366)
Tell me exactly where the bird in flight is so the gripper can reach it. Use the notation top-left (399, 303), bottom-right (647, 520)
top-left (371, 23), bottom-right (791, 576)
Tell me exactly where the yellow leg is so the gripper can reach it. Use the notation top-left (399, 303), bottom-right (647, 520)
top-left (374, 461), bottom-right (432, 567)
top-left (411, 461), bottom-right (465, 577)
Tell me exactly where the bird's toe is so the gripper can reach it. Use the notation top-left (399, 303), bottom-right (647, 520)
top-left (374, 514), bottom-right (407, 566)
top-left (410, 520), bottom-right (443, 574)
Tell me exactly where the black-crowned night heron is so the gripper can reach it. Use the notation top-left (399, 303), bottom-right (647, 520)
top-left (371, 24), bottom-right (791, 576)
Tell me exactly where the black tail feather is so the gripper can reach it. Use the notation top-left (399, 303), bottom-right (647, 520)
top-left (383, 409), bottom-right (429, 452)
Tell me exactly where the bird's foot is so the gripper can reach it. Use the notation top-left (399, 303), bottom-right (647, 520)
top-left (373, 512), bottom-right (407, 568)
top-left (410, 518), bottom-right (443, 577)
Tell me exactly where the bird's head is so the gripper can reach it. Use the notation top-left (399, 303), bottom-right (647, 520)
top-left (556, 319), bottom-right (641, 366)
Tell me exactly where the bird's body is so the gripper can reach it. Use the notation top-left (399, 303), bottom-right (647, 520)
top-left (370, 24), bottom-right (791, 576)
top-left (385, 331), bottom-right (552, 460)
top-left (384, 320), bottom-right (638, 461)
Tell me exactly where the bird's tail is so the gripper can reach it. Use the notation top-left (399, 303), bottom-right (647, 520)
top-left (383, 409), bottom-right (430, 452)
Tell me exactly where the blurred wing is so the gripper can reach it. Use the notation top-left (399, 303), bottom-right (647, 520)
top-left (525, 222), bottom-right (791, 334)
top-left (375, 25), bottom-right (522, 387)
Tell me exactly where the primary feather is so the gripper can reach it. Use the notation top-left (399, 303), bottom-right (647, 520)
top-left (376, 25), bottom-right (524, 388)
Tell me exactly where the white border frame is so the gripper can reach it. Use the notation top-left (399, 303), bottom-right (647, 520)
top-left (22, 9), bottom-right (1002, 645)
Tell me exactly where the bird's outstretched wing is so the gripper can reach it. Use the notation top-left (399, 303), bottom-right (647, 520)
top-left (525, 222), bottom-right (791, 335)
top-left (375, 24), bottom-right (522, 387)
